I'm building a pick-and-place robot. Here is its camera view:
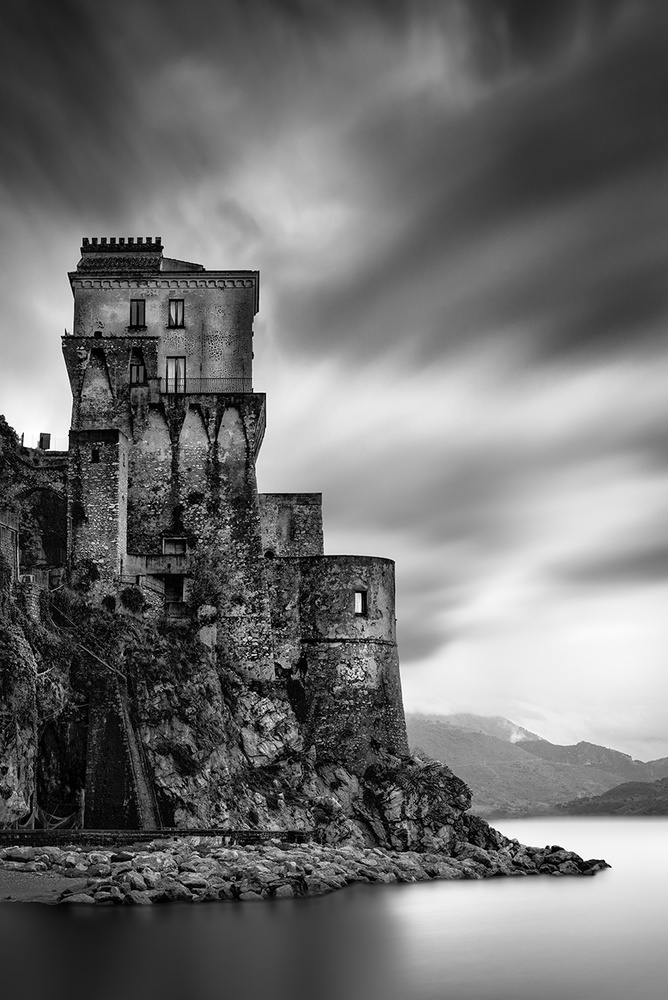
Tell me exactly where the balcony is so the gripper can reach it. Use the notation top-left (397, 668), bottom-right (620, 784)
top-left (160, 377), bottom-right (252, 394)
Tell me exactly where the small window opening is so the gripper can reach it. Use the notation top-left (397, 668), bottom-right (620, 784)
top-left (162, 537), bottom-right (187, 555)
top-left (91, 447), bottom-right (100, 464)
top-left (168, 299), bottom-right (185, 328)
top-left (164, 575), bottom-right (187, 618)
top-left (354, 590), bottom-right (368, 616)
top-left (130, 363), bottom-right (146, 384)
top-left (264, 549), bottom-right (275, 559)
top-left (164, 576), bottom-right (184, 602)
top-left (129, 299), bottom-right (146, 329)
top-left (93, 330), bottom-right (103, 339)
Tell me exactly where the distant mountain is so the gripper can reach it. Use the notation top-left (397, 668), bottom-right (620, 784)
top-left (518, 740), bottom-right (668, 782)
top-left (558, 776), bottom-right (668, 815)
top-left (435, 713), bottom-right (541, 744)
top-left (405, 713), bottom-right (668, 818)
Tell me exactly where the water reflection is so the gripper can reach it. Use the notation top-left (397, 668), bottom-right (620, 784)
top-left (1, 819), bottom-right (666, 1000)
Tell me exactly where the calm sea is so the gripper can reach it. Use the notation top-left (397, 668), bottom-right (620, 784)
top-left (1, 817), bottom-right (665, 1000)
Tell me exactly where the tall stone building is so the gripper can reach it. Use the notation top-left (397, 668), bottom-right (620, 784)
top-left (61, 236), bottom-right (407, 769)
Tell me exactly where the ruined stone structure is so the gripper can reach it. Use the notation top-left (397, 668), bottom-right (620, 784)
top-left (0, 509), bottom-right (19, 582)
top-left (60, 237), bottom-right (407, 771)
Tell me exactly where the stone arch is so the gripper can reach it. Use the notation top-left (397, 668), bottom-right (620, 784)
top-left (7, 480), bottom-right (67, 503)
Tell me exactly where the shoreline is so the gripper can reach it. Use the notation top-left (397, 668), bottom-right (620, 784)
top-left (0, 838), bottom-right (610, 905)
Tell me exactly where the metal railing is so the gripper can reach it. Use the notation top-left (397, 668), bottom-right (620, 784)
top-left (161, 377), bottom-right (253, 394)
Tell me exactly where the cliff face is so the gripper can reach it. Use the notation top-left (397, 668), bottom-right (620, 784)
top-left (0, 410), bottom-right (487, 851)
top-left (0, 581), bottom-right (490, 853)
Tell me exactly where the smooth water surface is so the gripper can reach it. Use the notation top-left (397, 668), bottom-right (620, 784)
top-left (0, 817), bottom-right (665, 1000)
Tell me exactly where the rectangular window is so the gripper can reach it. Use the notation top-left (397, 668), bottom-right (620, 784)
top-left (164, 575), bottom-right (187, 617)
top-left (129, 299), bottom-right (145, 328)
top-left (162, 538), bottom-right (187, 555)
top-left (166, 356), bottom-right (186, 393)
top-left (354, 590), bottom-right (368, 616)
top-left (130, 363), bottom-right (145, 385)
top-left (165, 576), bottom-right (184, 602)
top-left (168, 299), bottom-right (185, 328)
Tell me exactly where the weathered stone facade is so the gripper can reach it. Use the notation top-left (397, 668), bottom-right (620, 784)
top-left (0, 510), bottom-right (19, 581)
top-left (58, 236), bottom-right (408, 772)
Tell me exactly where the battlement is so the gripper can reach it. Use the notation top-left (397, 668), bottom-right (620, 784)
top-left (81, 236), bottom-right (163, 253)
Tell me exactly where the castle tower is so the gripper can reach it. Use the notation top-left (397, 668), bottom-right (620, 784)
top-left (62, 237), bottom-right (274, 678)
top-left (61, 236), bottom-right (408, 764)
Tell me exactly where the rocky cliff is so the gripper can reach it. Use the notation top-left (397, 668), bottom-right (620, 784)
top-left (0, 572), bottom-right (486, 854)
top-left (0, 415), bottom-right (608, 879)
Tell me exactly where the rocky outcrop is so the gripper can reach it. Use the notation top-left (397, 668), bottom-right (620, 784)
top-left (0, 838), bottom-right (610, 905)
top-left (0, 586), bottom-right (612, 891)
top-left (0, 410), bottom-right (609, 885)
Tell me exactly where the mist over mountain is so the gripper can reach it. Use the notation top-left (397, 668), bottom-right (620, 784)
top-left (431, 713), bottom-right (541, 744)
top-left (406, 713), bottom-right (668, 817)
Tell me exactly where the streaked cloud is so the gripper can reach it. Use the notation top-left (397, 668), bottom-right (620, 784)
top-left (1, 0), bottom-right (667, 757)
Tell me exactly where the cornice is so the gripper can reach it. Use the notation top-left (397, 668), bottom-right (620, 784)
top-left (68, 270), bottom-right (260, 312)
top-left (70, 276), bottom-right (257, 289)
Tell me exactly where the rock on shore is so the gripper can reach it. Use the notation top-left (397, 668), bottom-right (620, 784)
top-left (0, 838), bottom-right (609, 905)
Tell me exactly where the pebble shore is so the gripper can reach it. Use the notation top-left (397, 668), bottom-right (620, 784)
top-left (0, 838), bottom-right (610, 905)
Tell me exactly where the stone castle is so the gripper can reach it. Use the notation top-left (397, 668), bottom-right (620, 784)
top-left (2, 238), bottom-right (407, 822)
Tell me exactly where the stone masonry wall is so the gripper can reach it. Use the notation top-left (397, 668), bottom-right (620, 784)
top-left (209, 400), bottom-right (275, 680)
top-left (71, 279), bottom-right (255, 385)
top-left (259, 493), bottom-right (324, 558)
top-left (69, 429), bottom-right (128, 584)
top-left (127, 408), bottom-right (173, 554)
top-left (264, 556), bottom-right (302, 670)
top-left (0, 511), bottom-right (19, 580)
top-left (264, 554), bottom-right (408, 770)
top-left (63, 335), bottom-right (160, 435)
top-left (297, 556), bottom-right (407, 770)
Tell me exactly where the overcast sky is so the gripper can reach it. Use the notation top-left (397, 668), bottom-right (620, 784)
top-left (2, 0), bottom-right (668, 759)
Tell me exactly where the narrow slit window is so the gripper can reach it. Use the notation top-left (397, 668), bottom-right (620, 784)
top-left (91, 447), bottom-right (100, 464)
top-left (354, 590), bottom-right (368, 616)
top-left (129, 299), bottom-right (145, 328)
top-left (168, 299), bottom-right (185, 328)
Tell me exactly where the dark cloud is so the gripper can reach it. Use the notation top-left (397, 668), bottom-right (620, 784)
top-left (274, 5), bottom-right (668, 367)
top-left (0, 0), bottom-right (639, 218)
top-left (557, 542), bottom-right (668, 588)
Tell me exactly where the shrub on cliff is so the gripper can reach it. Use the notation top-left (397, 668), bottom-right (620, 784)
top-left (120, 586), bottom-right (145, 613)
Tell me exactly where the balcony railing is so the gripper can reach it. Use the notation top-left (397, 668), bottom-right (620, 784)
top-left (161, 377), bottom-right (252, 394)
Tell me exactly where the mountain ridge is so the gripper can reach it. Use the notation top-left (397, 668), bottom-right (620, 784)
top-left (406, 712), bottom-right (668, 817)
